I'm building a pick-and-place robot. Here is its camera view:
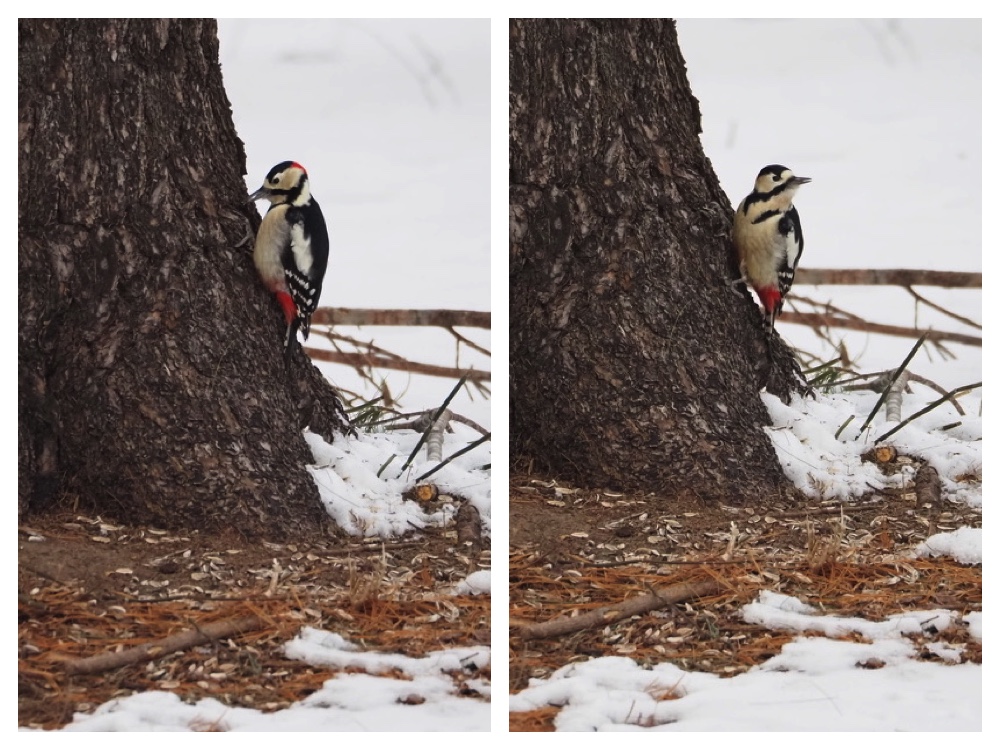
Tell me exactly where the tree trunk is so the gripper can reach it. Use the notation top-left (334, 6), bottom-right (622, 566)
top-left (509, 19), bottom-right (803, 502)
top-left (18, 19), bottom-right (351, 538)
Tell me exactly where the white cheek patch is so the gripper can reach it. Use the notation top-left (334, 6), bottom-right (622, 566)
top-left (290, 224), bottom-right (313, 275)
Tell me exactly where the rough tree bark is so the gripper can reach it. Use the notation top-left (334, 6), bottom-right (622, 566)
top-left (509, 19), bottom-right (804, 502)
top-left (18, 20), bottom-right (351, 538)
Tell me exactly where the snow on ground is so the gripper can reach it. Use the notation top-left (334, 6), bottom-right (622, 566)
top-left (508, 385), bottom-right (983, 731)
top-left (304, 424), bottom-right (491, 538)
top-left (509, 19), bottom-right (982, 732)
top-left (762, 388), bottom-right (982, 507)
top-left (914, 528), bottom-right (984, 566)
top-left (35, 424), bottom-right (492, 733)
top-left (509, 627), bottom-right (980, 732)
top-left (52, 629), bottom-right (490, 732)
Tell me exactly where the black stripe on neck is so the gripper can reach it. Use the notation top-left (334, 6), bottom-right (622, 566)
top-left (752, 208), bottom-right (781, 224)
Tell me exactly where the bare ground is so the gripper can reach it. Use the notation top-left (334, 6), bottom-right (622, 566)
top-left (508, 460), bottom-right (982, 731)
top-left (18, 506), bottom-right (490, 730)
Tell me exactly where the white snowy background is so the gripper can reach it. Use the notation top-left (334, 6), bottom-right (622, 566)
top-left (690, 19), bottom-right (982, 396)
top-left (508, 18), bottom-right (983, 732)
top-left (229, 18), bottom-right (492, 432)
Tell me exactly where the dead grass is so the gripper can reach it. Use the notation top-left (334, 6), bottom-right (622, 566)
top-left (18, 515), bottom-right (489, 730)
top-left (510, 552), bottom-right (980, 730)
top-left (508, 472), bottom-right (982, 730)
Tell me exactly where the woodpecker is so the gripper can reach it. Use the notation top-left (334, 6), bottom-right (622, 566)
top-left (733, 164), bottom-right (810, 331)
top-left (249, 161), bottom-right (330, 359)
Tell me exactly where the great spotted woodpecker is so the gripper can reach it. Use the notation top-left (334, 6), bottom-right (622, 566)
top-left (733, 165), bottom-right (810, 331)
top-left (249, 161), bottom-right (329, 359)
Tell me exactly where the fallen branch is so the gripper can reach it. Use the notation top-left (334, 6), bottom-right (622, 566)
top-left (379, 409), bottom-right (489, 437)
top-left (794, 269), bottom-right (981, 288)
top-left (62, 615), bottom-right (265, 676)
top-left (305, 348), bottom-right (491, 383)
top-left (873, 381), bottom-right (981, 444)
top-left (516, 579), bottom-right (723, 640)
top-left (400, 375), bottom-right (468, 474)
top-left (301, 309), bottom-right (492, 399)
top-left (906, 373), bottom-right (966, 416)
top-left (312, 307), bottom-right (490, 329)
top-left (842, 370), bottom-right (968, 417)
top-left (414, 434), bottom-right (490, 483)
top-left (858, 334), bottom-right (927, 436)
top-left (449, 412), bottom-right (491, 437)
top-left (780, 312), bottom-right (981, 347)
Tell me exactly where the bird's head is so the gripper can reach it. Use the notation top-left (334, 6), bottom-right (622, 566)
top-left (249, 161), bottom-right (311, 206)
top-left (752, 164), bottom-right (811, 197)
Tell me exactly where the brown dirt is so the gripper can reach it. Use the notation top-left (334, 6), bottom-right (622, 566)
top-left (18, 509), bottom-right (490, 730)
top-left (508, 463), bottom-right (982, 731)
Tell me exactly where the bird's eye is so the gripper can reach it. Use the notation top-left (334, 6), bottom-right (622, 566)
top-left (772, 174), bottom-right (781, 182)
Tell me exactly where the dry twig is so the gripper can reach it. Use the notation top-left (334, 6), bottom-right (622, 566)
top-left (906, 373), bottom-right (967, 416)
top-left (306, 347), bottom-right (490, 383)
top-left (516, 579), bottom-right (723, 640)
top-left (304, 308), bottom-right (491, 399)
top-left (873, 380), bottom-right (981, 444)
top-left (780, 312), bottom-right (980, 347)
top-left (905, 287), bottom-right (982, 330)
top-left (446, 326), bottom-right (492, 356)
top-left (62, 616), bottom-right (265, 676)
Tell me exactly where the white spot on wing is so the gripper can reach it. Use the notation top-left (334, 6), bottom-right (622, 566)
top-left (290, 224), bottom-right (313, 275)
